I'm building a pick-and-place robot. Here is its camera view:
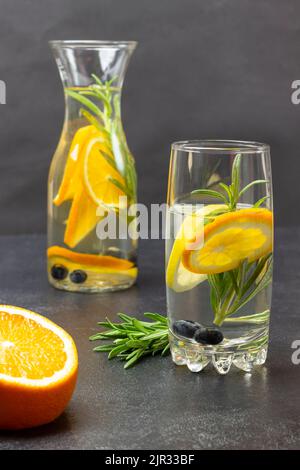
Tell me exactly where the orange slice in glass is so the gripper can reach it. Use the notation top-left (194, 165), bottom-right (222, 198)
top-left (166, 204), bottom-right (225, 292)
top-left (182, 208), bottom-right (273, 275)
top-left (0, 305), bottom-right (78, 430)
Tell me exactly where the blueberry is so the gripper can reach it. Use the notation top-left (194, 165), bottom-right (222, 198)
top-left (70, 270), bottom-right (87, 284)
top-left (194, 327), bottom-right (223, 345)
top-left (173, 320), bottom-right (201, 339)
top-left (51, 264), bottom-right (68, 280)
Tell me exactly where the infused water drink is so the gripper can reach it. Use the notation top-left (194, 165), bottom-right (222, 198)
top-left (166, 141), bottom-right (273, 374)
top-left (48, 41), bottom-right (138, 292)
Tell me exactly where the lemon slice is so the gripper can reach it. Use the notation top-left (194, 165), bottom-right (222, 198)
top-left (166, 205), bottom-right (225, 292)
top-left (182, 208), bottom-right (273, 275)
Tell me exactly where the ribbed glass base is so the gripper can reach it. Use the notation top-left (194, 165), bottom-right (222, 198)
top-left (169, 331), bottom-right (268, 375)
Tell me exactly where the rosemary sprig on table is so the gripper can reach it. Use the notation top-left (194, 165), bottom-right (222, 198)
top-left (65, 75), bottom-right (136, 203)
top-left (90, 312), bottom-right (169, 368)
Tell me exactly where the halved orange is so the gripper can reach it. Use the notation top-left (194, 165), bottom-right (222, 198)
top-left (182, 208), bottom-right (273, 274)
top-left (0, 305), bottom-right (78, 430)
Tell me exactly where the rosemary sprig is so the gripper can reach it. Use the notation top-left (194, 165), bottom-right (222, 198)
top-left (209, 255), bottom-right (273, 326)
top-left (90, 312), bottom-right (169, 368)
top-left (191, 153), bottom-right (272, 326)
top-left (192, 154), bottom-right (269, 212)
top-left (224, 309), bottom-right (270, 324)
top-left (65, 74), bottom-right (137, 203)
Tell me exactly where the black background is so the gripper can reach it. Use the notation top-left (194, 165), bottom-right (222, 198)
top-left (0, 0), bottom-right (299, 233)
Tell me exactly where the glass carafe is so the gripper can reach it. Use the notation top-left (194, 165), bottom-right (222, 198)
top-left (48, 41), bottom-right (138, 293)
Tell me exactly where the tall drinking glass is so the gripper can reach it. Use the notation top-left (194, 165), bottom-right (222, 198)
top-left (166, 140), bottom-right (273, 374)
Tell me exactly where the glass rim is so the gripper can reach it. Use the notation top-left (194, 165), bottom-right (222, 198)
top-left (171, 140), bottom-right (270, 154)
top-left (49, 40), bottom-right (138, 50)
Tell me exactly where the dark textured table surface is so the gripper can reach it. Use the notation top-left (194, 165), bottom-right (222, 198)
top-left (0, 230), bottom-right (299, 450)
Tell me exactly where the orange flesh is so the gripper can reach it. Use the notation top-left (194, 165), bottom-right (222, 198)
top-left (0, 312), bottom-right (67, 380)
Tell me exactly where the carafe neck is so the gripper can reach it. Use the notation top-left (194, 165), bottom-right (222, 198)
top-left (50, 40), bottom-right (137, 89)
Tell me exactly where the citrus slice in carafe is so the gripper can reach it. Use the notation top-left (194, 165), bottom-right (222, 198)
top-left (48, 245), bottom-right (136, 275)
top-left (182, 208), bottom-right (273, 275)
top-left (83, 136), bottom-right (126, 207)
top-left (63, 181), bottom-right (101, 248)
top-left (53, 125), bottom-right (96, 206)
